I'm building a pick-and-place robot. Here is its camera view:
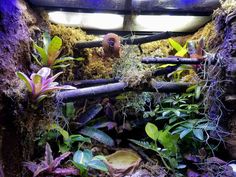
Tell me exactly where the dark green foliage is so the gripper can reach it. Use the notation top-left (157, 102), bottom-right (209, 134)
top-left (79, 127), bottom-right (115, 147)
top-left (78, 104), bottom-right (103, 126)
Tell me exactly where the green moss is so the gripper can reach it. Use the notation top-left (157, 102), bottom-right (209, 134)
top-left (49, 24), bottom-right (95, 56)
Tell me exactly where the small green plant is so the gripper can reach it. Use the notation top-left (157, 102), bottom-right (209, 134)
top-left (49, 124), bottom-right (91, 153)
top-left (130, 122), bottom-right (180, 171)
top-left (23, 143), bottom-right (78, 177)
top-left (16, 67), bottom-right (76, 104)
top-left (33, 32), bottom-right (84, 68)
top-left (72, 149), bottom-right (108, 177)
top-left (149, 92), bottom-right (202, 124)
top-left (171, 119), bottom-right (215, 140)
top-left (168, 38), bottom-right (188, 57)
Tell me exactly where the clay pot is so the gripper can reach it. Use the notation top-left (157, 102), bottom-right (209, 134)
top-left (105, 149), bottom-right (141, 177)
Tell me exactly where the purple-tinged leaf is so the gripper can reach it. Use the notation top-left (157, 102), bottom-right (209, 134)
top-left (37, 67), bottom-right (51, 78)
top-left (53, 167), bottom-right (78, 175)
top-left (187, 169), bottom-right (200, 177)
top-left (48, 71), bottom-right (63, 82)
top-left (33, 164), bottom-right (49, 177)
top-left (16, 72), bottom-right (33, 92)
top-left (50, 152), bottom-right (71, 168)
top-left (22, 162), bottom-right (38, 172)
top-left (45, 143), bottom-right (53, 165)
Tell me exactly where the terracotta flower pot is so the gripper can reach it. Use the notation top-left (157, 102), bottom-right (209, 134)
top-left (105, 149), bottom-right (141, 177)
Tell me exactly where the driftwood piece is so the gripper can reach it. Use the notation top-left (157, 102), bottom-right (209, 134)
top-left (141, 57), bottom-right (201, 64)
top-left (75, 32), bottom-right (184, 49)
top-left (56, 81), bottom-right (190, 102)
top-left (57, 82), bottom-right (128, 102)
top-left (63, 66), bottom-right (179, 89)
top-left (64, 78), bottom-right (120, 88)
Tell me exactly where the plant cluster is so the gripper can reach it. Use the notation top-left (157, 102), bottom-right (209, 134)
top-left (33, 32), bottom-right (84, 69)
top-left (16, 67), bottom-right (76, 105)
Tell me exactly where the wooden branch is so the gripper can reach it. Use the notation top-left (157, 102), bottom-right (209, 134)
top-left (57, 82), bottom-right (128, 102)
top-left (56, 81), bottom-right (190, 102)
top-left (64, 78), bottom-right (120, 88)
top-left (151, 79), bottom-right (190, 93)
top-left (75, 32), bottom-right (183, 49)
top-left (152, 65), bottom-right (179, 76)
top-left (142, 57), bottom-right (201, 64)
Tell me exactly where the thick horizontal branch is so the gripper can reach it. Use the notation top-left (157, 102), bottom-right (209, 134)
top-left (151, 79), bottom-right (190, 93)
top-left (57, 82), bottom-right (128, 102)
top-left (63, 66), bottom-right (179, 89)
top-left (75, 32), bottom-right (183, 49)
top-left (64, 78), bottom-right (120, 88)
top-left (57, 81), bottom-right (190, 102)
top-left (141, 57), bottom-right (201, 64)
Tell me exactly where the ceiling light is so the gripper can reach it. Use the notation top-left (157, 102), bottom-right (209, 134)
top-left (48, 11), bottom-right (124, 30)
top-left (134, 15), bottom-right (210, 32)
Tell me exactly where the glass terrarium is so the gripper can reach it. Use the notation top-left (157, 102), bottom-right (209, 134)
top-left (0, 0), bottom-right (236, 176)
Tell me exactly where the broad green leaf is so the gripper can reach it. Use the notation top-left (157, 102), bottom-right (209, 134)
top-left (175, 48), bottom-right (188, 57)
top-left (47, 36), bottom-right (62, 65)
top-left (157, 130), bottom-right (178, 154)
top-left (145, 122), bottom-right (158, 141)
top-left (16, 72), bottom-right (33, 92)
top-left (70, 134), bottom-right (91, 143)
top-left (180, 129), bottom-right (191, 139)
top-left (79, 127), bottom-right (115, 147)
top-left (193, 129), bottom-right (204, 140)
top-left (48, 36), bottom-right (62, 54)
top-left (73, 149), bottom-right (93, 165)
top-left (168, 38), bottom-right (183, 52)
top-left (49, 124), bottom-right (69, 141)
top-left (88, 159), bottom-right (108, 172)
top-left (33, 43), bottom-right (47, 65)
